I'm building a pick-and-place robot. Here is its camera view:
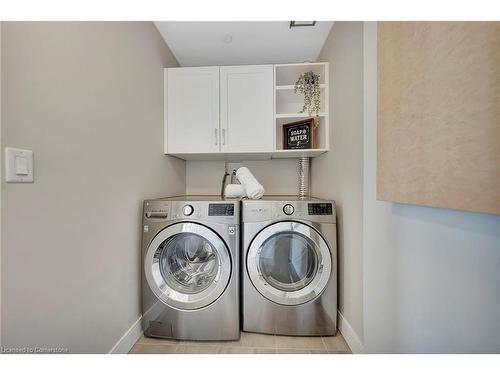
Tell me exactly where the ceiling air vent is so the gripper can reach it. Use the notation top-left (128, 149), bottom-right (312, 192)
top-left (289, 21), bottom-right (316, 28)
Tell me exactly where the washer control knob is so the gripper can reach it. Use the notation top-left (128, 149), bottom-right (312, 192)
top-left (182, 204), bottom-right (194, 216)
top-left (283, 204), bottom-right (294, 215)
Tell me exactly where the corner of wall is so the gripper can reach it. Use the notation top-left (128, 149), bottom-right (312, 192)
top-left (362, 20), bottom-right (377, 353)
top-left (313, 21), bottom-right (366, 350)
top-left (0, 20), bottom-right (3, 348)
top-left (109, 316), bottom-right (143, 354)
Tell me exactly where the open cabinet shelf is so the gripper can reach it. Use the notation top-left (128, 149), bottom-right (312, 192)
top-left (271, 148), bottom-right (328, 158)
top-left (275, 113), bottom-right (328, 119)
top-left (274, 62), bottom-right (330, 155)
top-left (275, 84), bottom-right (327, 90)
top-left (275, 62), bottom-right (328, 86)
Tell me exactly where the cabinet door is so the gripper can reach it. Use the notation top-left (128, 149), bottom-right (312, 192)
top-left (220, 65), bottom-right (274, 152)
top-left (166, 67), bottom-right (220, 154)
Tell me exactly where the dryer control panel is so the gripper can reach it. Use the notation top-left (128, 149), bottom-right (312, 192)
top-left (242, 199), bottom-right (336, 224)
top-left (308, 203), bottom-right (333, 215)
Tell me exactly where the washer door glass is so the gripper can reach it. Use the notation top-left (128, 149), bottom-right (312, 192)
top-left (259, 232), bottom-right (318, 292)
top-left (247, 221), bottom-right (331, 306)
top-left (145, 222), bottom-right (231, 310)
top-left (158, 233), bottom-right (219, 294)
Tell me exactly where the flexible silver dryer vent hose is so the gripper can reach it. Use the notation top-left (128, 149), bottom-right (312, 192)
top-left (298, 157), bottom-right (311, 199)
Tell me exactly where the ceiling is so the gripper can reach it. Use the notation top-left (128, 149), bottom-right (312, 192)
top-left (154, 21), bottom-right (333, 66)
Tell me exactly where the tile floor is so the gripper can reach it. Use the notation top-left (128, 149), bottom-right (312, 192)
top-left (129, 331), bottom-right (351, 354)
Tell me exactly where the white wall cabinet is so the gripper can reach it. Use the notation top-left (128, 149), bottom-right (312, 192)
top-left (220, 65), bottom-right (274, 153)
top-left (166, 67), bottom-right (220, 153)
top-left (165, 62), bottom-right (329, 160)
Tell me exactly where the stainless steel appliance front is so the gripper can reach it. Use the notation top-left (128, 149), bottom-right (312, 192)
top-left (242, 197), bottom-right (337, 336)
top-left (142, 196), bottom-right (240, 341)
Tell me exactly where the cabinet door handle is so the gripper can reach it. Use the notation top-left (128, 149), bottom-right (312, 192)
top-left (214, 128), bottom-right (218, 146)
top-left (222, 129), bottom-right (226, 145)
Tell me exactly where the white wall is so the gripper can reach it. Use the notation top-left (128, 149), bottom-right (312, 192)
top-left (363, 22), bottom-right (500, 354)
top-left (311, 22), bottom-right (365, 350)
top-left (1, 22), bottom-right (185, 353)
top-left (186, 159), bottom-right (299, 196)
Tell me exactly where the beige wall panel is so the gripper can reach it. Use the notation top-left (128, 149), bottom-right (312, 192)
top-left (377, 22), bottom-right (500, 215)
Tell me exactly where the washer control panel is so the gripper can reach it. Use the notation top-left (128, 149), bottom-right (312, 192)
top-left (283, 204), bottom-right (295, 215)
top-left (208, 203), bottom-right (235, 216)
top-left (144, 200), bottom-right (239, 225)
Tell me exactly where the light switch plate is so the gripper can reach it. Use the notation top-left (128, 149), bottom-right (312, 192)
top-left (5, 147), bottom-right (34, 183)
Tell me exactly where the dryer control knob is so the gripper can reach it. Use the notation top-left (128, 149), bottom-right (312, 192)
top-left (182, 204), bottom-right (194, 216)
top-left (283, 204), bottom-right (294, 215)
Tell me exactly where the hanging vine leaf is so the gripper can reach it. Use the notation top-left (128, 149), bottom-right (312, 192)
top-left (294, 71), bottom-right (321, 115)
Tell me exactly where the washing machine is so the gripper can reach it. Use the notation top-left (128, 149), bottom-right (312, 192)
top-left (242, 196), bottom-right (337, 336)
top-left (141, 196), bottom-right (239, 341)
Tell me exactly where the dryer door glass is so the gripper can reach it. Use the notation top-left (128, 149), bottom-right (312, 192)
top-left (247, 221), bottom-right (332, 306)
top-left (145, 222), bottom-right (231, 310)
top-left (259, 231), bottom-right (318, 292)
top-left (158, 233), bottom-right (219, 294)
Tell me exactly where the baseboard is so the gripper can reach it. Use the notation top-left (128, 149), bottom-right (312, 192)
top-left (338, 310), bottom-right (364, 354)
top-left (108, 311), bottom-right (362, 354)
top-left (109, 315), bottom-right (143, 354)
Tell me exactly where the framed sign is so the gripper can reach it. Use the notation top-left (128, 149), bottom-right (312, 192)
top-left (282, 118), bottom-right (317, 150)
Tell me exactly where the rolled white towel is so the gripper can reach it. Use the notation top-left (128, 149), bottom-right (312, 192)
top-left (224, 184), bottom-right (246, 199)
top-left (236, 167), bottom-right (265, 200)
